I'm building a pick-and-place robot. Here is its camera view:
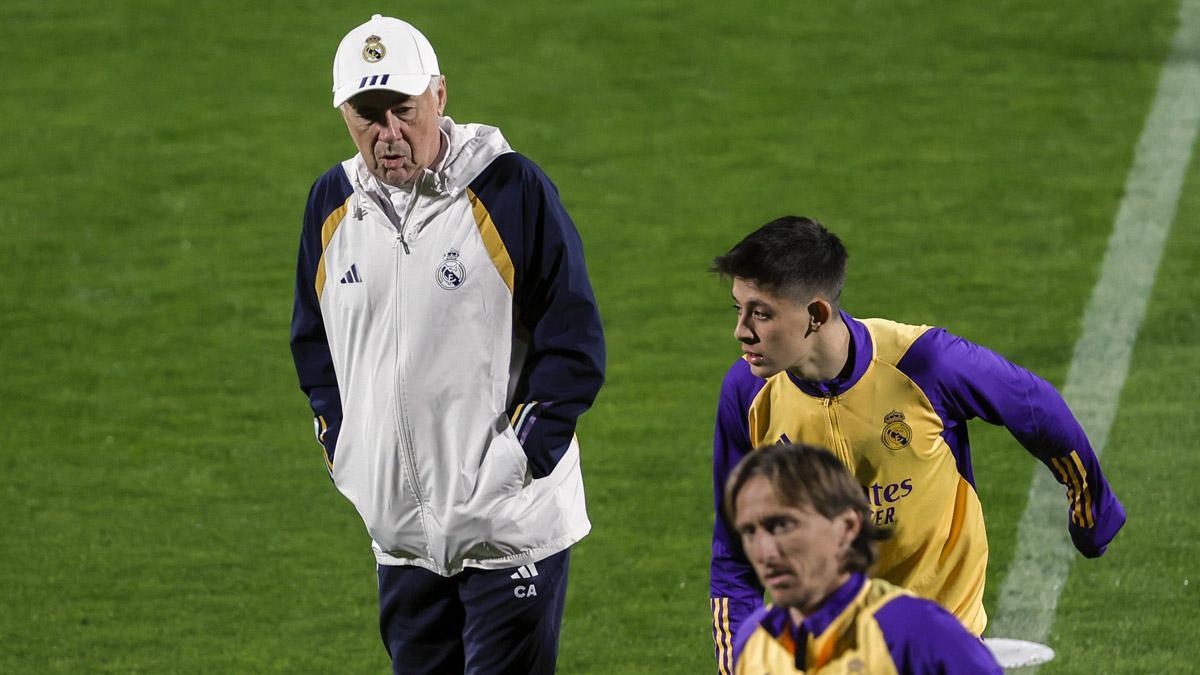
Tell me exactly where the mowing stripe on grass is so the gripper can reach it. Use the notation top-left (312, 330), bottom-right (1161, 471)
top-left (989, 0), bottom-right (1200, 657)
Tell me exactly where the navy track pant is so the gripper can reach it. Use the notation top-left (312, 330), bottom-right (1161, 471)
top-left (377, 548), bottom-right (570, 674)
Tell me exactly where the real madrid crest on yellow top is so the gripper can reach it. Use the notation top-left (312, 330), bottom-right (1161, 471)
top-left (881, 410), bottom-right (911, 451)
top-left (362, 35), bottom-right (385, 63)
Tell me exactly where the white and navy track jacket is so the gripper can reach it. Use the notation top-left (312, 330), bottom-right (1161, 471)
top-left (290, 118), bottom-right (605, 575)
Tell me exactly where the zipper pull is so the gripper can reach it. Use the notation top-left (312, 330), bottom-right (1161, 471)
top-left (401, 239), bottom-right (411, 254)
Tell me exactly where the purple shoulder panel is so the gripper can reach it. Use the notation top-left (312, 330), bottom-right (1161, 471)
top-left (896, 328), bottom-right (1126, 557)
top-left (893, 328), bottom-right (981, 485)
top-left (897, 328), bottom-right (1089, 458)
top-left (895, 327), bottom-right (1087, 485)
top-left (732, 604), bottom-right (785, 666)
top-left (874, 594), bottom-right (1002, 674)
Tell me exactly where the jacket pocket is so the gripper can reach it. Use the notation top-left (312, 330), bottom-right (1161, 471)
top-left (472, 424), bottom-right (529, 504)
top-left (451, 424), bottom-right (532, 561)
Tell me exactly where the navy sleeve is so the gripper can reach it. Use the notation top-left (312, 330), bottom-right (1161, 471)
top-left (710, 359), bottom-right (768, 670)
top-left (875, 595), bottom-right (1003, 674)
top-left (289, 165), bottom-right (352, 472)
top-left (468, 153), bottom-right (605, 479)
top-left (898, 328), bottom-right (1126, 558)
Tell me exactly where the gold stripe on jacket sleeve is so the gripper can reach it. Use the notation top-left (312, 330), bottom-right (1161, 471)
top-left (314, 196), bottom-right (352, 301)
top-left (466, 188), bottom-right (515, 294)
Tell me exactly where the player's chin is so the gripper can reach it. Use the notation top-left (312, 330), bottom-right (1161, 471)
top-left (766, 586), bottom-right (802, 608)
top-left (746, 361), bottom-right (781, 379)
top-left (379, 168), bottom-right (417, 187)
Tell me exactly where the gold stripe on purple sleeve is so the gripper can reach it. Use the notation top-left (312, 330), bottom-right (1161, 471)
top-left (1069, 451), bottom-right (1094, 527)
top-left (712, 598), bottom-right (732, 675)
top-left (1052, 457), bottom-right (1085, 527)
top-left (723, 598), bottom-right (735, 673)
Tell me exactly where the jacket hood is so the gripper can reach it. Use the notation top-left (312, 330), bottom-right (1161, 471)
top-left (434, 116), bottom-right (512, 195)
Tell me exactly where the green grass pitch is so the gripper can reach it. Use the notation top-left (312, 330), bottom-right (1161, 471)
top-left (2, 1), bottom-right (1196, 672)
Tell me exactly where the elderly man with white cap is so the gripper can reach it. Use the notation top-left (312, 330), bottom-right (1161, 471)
top-left (290, 14), bottom-right (606, 674)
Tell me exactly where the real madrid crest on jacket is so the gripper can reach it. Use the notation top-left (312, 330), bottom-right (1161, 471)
top-left (710, 312), bottom-right (1125, 670)
top-left (436, 249), bottom-right (466, 289)
top-left (291, 117), bottom-right (605, 575)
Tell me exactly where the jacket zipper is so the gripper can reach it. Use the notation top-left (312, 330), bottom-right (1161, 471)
top-left (395, 215), bottom-right (411, 254)
top-left (822, 396), bottom-right (853, 467)
top-left (393, 220), bottom-right (428, 547)
top-left (394, 173), bottom-right (426, 255)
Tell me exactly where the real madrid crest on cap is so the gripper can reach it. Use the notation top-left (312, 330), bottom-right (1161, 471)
top-left (880, 410), bottom-right (912, 451)
top-left (436, 249), bottom-right (466, 290)
top-left (362, 35), bottom-right (385, 63)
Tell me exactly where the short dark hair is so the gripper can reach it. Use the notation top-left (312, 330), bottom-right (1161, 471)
top-left (724, 443), bottom-right (890, 574)
top-left (711, 216), bottom-right (848, 305)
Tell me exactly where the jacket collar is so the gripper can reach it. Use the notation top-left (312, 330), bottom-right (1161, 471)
top-left (797, 571), bottom-right (866, 642)
top-left (786, 310), bottom-right (872, 398)
top-left (755, 572), bottom-right (869, 670)
top-left (350, 116), bottom-right (512, 200)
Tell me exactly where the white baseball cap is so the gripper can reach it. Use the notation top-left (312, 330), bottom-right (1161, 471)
top-left (332, 14), bottom-right (440, 108)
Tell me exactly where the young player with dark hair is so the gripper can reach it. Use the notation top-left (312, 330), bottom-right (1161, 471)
top-left (708, 216), bottom-right (1125, 670)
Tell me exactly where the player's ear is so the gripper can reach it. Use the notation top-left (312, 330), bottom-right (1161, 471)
top-left (806, 299), bottom-right (834, 330)
top-left (836, 509), bottom-right (862, 550)
top-left (435, 76), bottom-right (447, 115)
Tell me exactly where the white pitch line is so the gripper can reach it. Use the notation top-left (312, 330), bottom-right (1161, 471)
top-left (989, 0), bottom-right (1200, 664)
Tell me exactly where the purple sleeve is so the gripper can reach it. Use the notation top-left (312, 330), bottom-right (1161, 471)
top-left (898, 328), bottom-right (1125, 557)
top-left (875, 595), bottom-right (1002, 674)
top-left (711, 360), bottom-right (767, 668)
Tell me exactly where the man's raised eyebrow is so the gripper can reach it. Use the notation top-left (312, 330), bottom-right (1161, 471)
top-left (732, 294), bottom-right (766, 308)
